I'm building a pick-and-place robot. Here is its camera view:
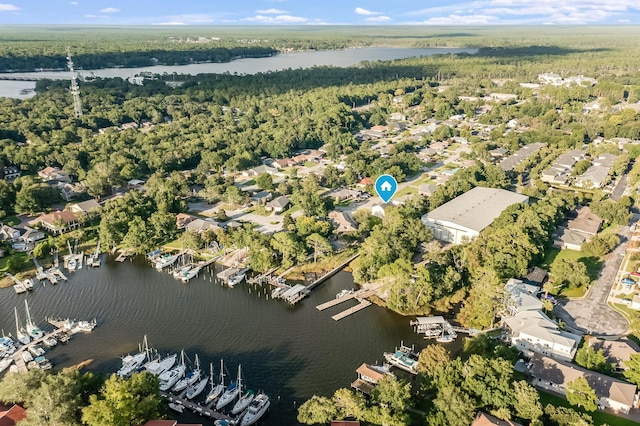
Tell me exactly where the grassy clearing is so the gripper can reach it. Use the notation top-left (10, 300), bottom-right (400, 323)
top-left (541, 246), bottom-right (604, 297)
top-left (2, 215), bottom-right (21, 226)
top-left (284, 248), bottom-right (357, 281)
top-left (538, 390), bottom-right (640, 426)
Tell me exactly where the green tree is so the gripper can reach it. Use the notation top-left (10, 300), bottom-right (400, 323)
top-left (624, 353), bottom-right (640, 385)
top-left (575, 343), bottom-right (612, 373)
top-left (544, 404), bottom-right (593, 426)
top-left (417, 344), bottom-right (451, 377)
top-left (432, 385), bottom-right (476, 426)
top-left (550, 258), bottom-right (590, 290)
top-left (371, 376), bottom-right (411, 413)
top-left (0, 179), bottom-right (16, 218)
top-left (82, 372), bottom-right (163, 426)
top-left (565, 377), bottom-right (598, 412)
top-left (256, 173), bottom-right (274, 191)
top-left (512, 380), bottom-right (543, 421)
top-left (332, 388), bottom-right (366, 420)
top-left (306, 233), bottom-right (332, 263)
top-left (297, 395), bottom-right (337, 425)
top-left (271, 232), bottom-right (306, 269)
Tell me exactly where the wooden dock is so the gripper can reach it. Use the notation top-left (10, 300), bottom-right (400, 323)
top-left (332, 300), bottom-right (372, 321)
top-left (316, 292), bottom-right (357, 311)
top-left (161, 391), bottom-right (232, 421)
top-left (306, 252), bottom-right (360, 291)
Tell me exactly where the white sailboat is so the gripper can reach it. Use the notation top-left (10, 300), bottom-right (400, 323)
top-left (186, 375), bottom-right (208, 400)
top-left (14, 307), bottom-right (30, 345)
top-left (206, 359), bottom-right (225, 405)
top-left (117, 336), bottom-right (149, 378)
top-left (24, 301), bottom-right (43, 340)
top-left (145, 352), bottom-right (177, 376)
top-left (174, 353), bottom-right (201, 392)
top-left (231, 365), bottom-right (254, 415)
top-left (159, 350), bottom-right (186, 391)
top-left (216, 364), bottom-right (242, 411)
top-left (240, 393), bottom-right (270, 426)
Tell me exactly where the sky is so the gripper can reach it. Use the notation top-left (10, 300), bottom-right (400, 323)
top-left (1, 0), bottom-right (640, 26)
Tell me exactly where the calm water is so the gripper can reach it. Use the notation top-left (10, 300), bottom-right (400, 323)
top-left (0, 47), bottom-right (477, 99)
top-left (1, 256), bottom-right (427, 425)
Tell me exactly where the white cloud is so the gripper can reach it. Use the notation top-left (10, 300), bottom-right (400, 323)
top-left (366, 16), bottom-right (391, 22)
top-left (355, 7), bottom-right (381, 16)
top-left (420, 14), bottom-right (498, 25)
top-left (152, 14), bottom-right (214, 24)
top-left (99, 7), bottom-right (120, 13)
top-left (244, 14), bottom-right (308, 23)
top-left (84, 14), bottom-right (107, 19)
top-left (256, 8), bottom-right (287, 14)
top-left (0, 3), bottom-right (19, 12)
top-left (69, 1), bottom-right (78, 5)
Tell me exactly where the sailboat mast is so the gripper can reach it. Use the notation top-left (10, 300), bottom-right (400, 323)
top-left (220, 359), bottom-right (225, 385)
top-left (24, 300), bottom-right (32, 328)
top-left (14, 307), bottom-right (20, 337)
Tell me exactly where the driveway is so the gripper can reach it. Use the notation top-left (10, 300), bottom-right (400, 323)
top-left (553, 224), bottom-right (632, 338)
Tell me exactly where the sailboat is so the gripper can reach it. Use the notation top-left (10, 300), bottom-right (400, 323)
top-left (186, 374), bottom-right (209, 400)
top-left (14, 307), bottom-right (30, 345)
top-left (206, 359), bottom-right (225, 405)
top-left (231, 363), bottom-right (254, 415)
top-left (174, 354), bottom-right (201, 392)
top-left (117, 336), bottom-right (149, 378)
top-left (24, 301), bottom-right (43, 340)
top-left (159, 350), bottom-right (186, 391)
top-left (216, 364), bottom-right (242, 411)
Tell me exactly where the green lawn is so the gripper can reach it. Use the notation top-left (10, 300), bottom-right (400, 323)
top-left (538, 390), bottom-right (640, 426)
top-left (397, 186), bottom-right (418, 197)
top-left (2, 215), bottom-right (21, 226)
top-left (541, 247), bottom-right (604, 297)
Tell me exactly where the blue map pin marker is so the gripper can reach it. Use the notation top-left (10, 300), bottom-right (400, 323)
top-left (374, 174), bottom-right (398, 203)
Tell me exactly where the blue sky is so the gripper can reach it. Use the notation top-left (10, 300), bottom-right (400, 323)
top-left (1, 0), bottom-right (640, 25)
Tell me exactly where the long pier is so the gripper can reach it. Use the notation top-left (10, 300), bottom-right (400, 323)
top-left (315, 288), bottom-right (377, 321)
top-left (162, 391), bottom-right (232, 421)
top-left (332, 300), bottom-right (372, 321)
top-left (306, 252), bottom-right (360, 290)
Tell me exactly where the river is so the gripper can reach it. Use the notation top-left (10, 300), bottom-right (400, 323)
top-left (1, 256), bottom-right (432, 425)
top-left (0, 47), bottom-right (477, 99)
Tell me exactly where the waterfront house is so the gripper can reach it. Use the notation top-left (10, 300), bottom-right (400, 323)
top-left (529, 354), bottom-right (639, 414)
top-left (243, 164), bottom-right (277, 176)
top-left (21, 226), bottom-right (45, 244)
top-left (266, 196), bottom-right (290, 213)
top-left (0, 224), bottom-right (20, 242)
top-left (504, 278), bottom-right (542, 316)
top-left (351, 363), bottom-right (389, 395)
top-left (176, 213), bottom-right (197, 230)
top-left (29, 210), bottom-right (79, 234)
top-left (185, 218), bottom-right (222, 234)
top-left (503, 309), bottom-right (581, 362)
top-left (472, 412), bottom-right (523, 426)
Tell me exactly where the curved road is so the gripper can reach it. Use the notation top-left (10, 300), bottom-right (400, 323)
top-left (554, 224), bottom-right (632, 338)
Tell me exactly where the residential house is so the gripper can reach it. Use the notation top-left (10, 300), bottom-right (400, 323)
top-left (59, 183), bottom-right (79, 201)
top-left (554, 207), bottom-right (602, 251)
top-left (250, 190), bottom-right (273, 205)
top-left (328, 211), bottom-right (358, 234)
top-left (244, 165), bottom-right (278, 176)
top-left (488, 93), bottom-right (518, 102)
top-left (176, 213), bottom-right (197, 230)
top-left (389, 112), bottom-right (406, 121)
top-left (70, 199), bottom-right (101, 214)
top-left (632, 294), bottom-right (640, 311)
top-left (127, 179), bottom-right (147, 191)
top-left (0, 403), bottom-right (26, 426)
top-left (29, 210), bottom-right (79, 234)
top-left (120, 122), bottom-right (138, 130)
top-left (0, 224), bottom-right (20, 242)
top-left (351, 363), bottom-right (390, 395)
top-left (371, 203), bottom-right (390, 218)
top-left (356, 177), bottom-right (372, 188)
top-left (585, 336), bottom-right (639, 371)
top-left (575, 165), bottom-right (610, 189)
top-left (504, 278), bottom-right (542, 316)
top-left (418, 184), bottom-right (438, 197)
top-left (529, 354), bottom-right (638, 413)
top-left (3, 165), bottom-right (20, 180)
top-left (498, 142), bottom-right (545, 171)
top-left (489, 148), bottom-right (509, 159)
top-left (471, 412), bottom-right (523, 426)
top-left (266, 196), bottom-right (290, 213)
top-left (185, 218), bottom-right (222, 234)
top-left (567, 207), bottom-right (603, 236)
top-left (271, 159), bottom-right (297, 169)
top-left (503, 309), bottom-right (581, 361)
top-left (523, 267), bottom-right (548, 286)
top-left (38, 166), bottom-right (71, 183)
top-left (326, 188), bottom-right (362, 203)
top-left (21, 226), bottom-right (45, 244)
top-left (388, 122), bottom-right (407, 132)
top-left (538, 73), bottom-right (563, 86)
top-left (553, 227), bottom-right (591, 251)
top-left (97, 126), bottom-right (119, 134)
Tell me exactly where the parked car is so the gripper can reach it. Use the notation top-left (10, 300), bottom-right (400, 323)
top-left (621, 277), bottom-right (636, 285)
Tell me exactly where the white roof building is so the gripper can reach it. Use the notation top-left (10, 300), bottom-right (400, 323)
top-left (421, 187), bottom-right (529, 244)
top-left (503, 310), bottom-right (581, 362)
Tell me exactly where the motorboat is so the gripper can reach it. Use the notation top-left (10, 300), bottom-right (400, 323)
top-left (232, 389), bottom-right (255, 415)
top-left (215, 419), bottom-right (239, 426)
top-left (0, 337), bottom-right (16, 354)
top-left (383, 347), bottom-right (419, 375)
top-left (181, 266), bottom-right (202, 283)
top-left (57, 332), bottom-right (70, 343)
top-left (186, 376), bottom-right (208, 400)
top-left (174, 354), bottom-right (201, 392)
top-left (42, 336), bottom-right (58, 348)
top-left (336, 289), bottom-right (353, 299)
top-left (240, 393), bottom-right (270, 426)
top-left (21, 351), bottom-right (33, 363)
top-left (155, 253), bottom-right (180, 270)
top-left (168, 402), bottom-right (184, 413)
top-left (270, 287), bottom-right (283, 298)
top-left (13, 282), bottom-right (26, 294)
top-left (35, 356), bottom-right (52, 370)
top-left (117, 351), bottom-right (147, 378)
top-left (23, 279), bottom-right (34, 291)
top-left (206, 360), bottom-right (226, 405)
top-left (436, 334), bottom-right (456, 343)
top-left (74, 319), bottom-right (97, 333)
top-left (145, 353), bottom-right (177, 376)
top-left (28, 345), bottom-right (45, 357)
top-left (172, 264), bottom-right (192, 279)
top-left (0, 358), bottom-right (13, 374)
top-left (67, 258), bottom-right (77, 271)
top-left (227, 272), bottom-right (245, 287)
top-left (216, 364), bottom-right (242, 411)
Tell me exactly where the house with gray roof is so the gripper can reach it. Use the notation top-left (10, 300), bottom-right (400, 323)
top-left (266, 196), bottom-right (290, 213)
top-left (421, 187), bottom-right (529, 245)
top-left (185, 218), bottom-right (222, 233)
top-left (528, 354), bottom-right (638, 414)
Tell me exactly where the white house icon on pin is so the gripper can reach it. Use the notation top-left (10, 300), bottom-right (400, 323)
top-left (380, 181), bottom-right (392, 191)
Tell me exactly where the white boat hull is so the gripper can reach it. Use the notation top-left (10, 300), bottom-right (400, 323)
top-left (241, 395), bottom-right (270, 426)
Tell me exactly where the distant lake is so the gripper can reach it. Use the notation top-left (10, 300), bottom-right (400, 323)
top-left (0, 47), bottom-right (477, 99)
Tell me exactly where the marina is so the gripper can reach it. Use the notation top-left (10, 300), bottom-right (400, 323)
top-left (0, 257), bottom-right (420, 425)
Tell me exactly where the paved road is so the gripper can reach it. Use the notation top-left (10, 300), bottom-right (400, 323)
top-left (611, 172), bottom-right (629, 201)
top-left (553, 225), bottom-right (632, 338)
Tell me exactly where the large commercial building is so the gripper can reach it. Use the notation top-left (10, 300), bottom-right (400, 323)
top-left (421, 187), bottom-right (529, 244)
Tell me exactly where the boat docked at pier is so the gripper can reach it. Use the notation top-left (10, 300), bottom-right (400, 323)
top-left (117, 351), bottom-right (148, 378)
top-left (172, 264), bottom-right (192, 279)
top-left (206, 360), bottom-right (226, 405)
top-left (14, 307), bottom-right (30, 345)
top-left (23, 279), bottom-right (34, 291)
top-left (159, 351), bottom-right (186, 391)
top-left (24, 301), bottom-right (44, 340)
top-left (240, 393), bottom-right (270, 426)
top-left (383, 344), bottom-right (419, 375)
top-left (216, 364), bottom-right (242, 410)
top-left (186, 375), bottom-right (208, 400)
top-left (181, 266), bottom-right (202, 283)
top-left (155, 253), bottom-right (180, 270)
top-left (0, 358), bottom-right (13, 374)
top-left (145, 353), bottom-right (177, 376)
top-left (173, 354), bottom-right (201, 392)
